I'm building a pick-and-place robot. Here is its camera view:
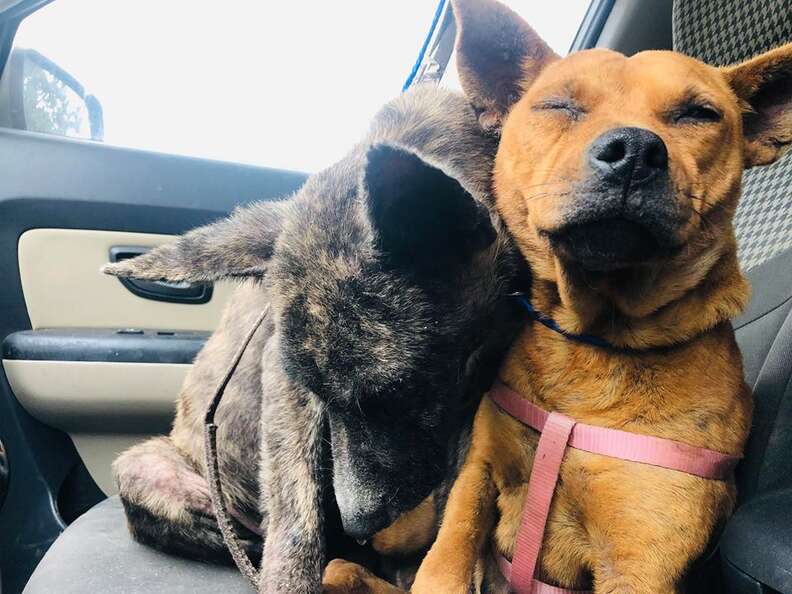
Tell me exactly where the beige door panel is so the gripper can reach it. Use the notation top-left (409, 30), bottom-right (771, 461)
top-left (71, 434), bottom-right (158, 496)
top-left (2, 359), bottom-right (188, 432)
top-left (18, 228), bottom-right (233, 330)
top-left (11, 228), bottom-right (231, 494)
top-left (3, 359), bottom-right (191, 495)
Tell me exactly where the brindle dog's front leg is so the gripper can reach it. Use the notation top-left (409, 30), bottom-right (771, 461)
top-left (257, 359), bottom-right (327, 594)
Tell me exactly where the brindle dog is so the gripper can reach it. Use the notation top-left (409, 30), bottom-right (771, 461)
top-left (103, 85), bottom-right (524, 593)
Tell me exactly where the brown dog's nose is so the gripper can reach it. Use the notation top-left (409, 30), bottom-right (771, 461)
top-left (589, 127), bottom-right (668, 187)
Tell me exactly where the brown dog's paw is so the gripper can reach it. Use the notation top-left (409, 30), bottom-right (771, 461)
top-left (322, 559), bottom-right (405, 594)
top-left (411, 557), bottom-right (471, 594)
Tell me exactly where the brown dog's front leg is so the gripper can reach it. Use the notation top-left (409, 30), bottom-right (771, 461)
top-left (588, 477), bottom-right (726, 594)
top-left (411, 458), bottom-right (496, 594)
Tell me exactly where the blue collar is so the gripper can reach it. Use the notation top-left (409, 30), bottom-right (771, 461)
top-left (515, 294), bottom-right (617, 350)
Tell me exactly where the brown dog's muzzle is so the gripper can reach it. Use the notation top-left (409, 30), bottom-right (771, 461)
top-left (549, 126), bottom-right (685, 272)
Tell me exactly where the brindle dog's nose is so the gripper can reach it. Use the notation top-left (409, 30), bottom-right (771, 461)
top-left (589, 127), bottom-right (668, 187)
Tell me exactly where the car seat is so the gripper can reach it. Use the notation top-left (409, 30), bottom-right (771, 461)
top-left (674, 1), bottom-right (792, 592)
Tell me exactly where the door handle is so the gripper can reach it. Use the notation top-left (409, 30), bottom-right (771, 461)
top-left (109, 246), bottom-right (213, 304)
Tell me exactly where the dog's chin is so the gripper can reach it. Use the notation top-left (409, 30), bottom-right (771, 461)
top-left (548, 218), bottom-right (675, 272)
top-left (339, 499), bottom-right (418, 543)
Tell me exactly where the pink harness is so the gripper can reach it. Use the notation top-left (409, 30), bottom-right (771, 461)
top-left (488, 382), bottom-right (741, 594)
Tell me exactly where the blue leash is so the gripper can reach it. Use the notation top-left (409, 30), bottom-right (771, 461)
top-left (402, 0), bottom-right (447, 91)
top-left (515, 294), bottom-right (617, 350)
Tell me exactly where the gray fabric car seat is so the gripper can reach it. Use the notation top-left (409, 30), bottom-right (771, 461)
top-left (22, 497), bottom-right (250, 593)
top-left (674, 1), bottom-right (792, 593)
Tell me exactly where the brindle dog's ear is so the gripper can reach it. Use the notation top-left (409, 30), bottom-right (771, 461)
top-left (101, 200), bottom-right (290, 282)
top-left (725, 42), bottom-right (792, 168)
top-left (364, 144), bottom-right (495, 274)
top-left (451, 0), bottom-right (558, 132)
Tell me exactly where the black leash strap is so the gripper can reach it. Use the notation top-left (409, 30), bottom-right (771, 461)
top-left (204, 305), bottom-right (270, 590)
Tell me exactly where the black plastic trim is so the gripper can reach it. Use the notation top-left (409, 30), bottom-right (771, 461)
top-left (3, 328), bottom-right (209, 364)
top-left (569, 0), bottom-right (617, 52)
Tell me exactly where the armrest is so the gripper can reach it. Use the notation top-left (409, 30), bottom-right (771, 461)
top-left (721, 488), bottom-right (792, 594)
top-left (1, 328), bottom-right (208, 433)
top-left (2, 328), bottom-right (208, 364)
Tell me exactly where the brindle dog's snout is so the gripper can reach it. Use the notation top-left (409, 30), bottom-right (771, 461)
top-left (589, 127), bottom-right (668, 189)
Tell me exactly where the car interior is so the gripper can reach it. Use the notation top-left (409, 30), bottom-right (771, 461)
top-left (0, 0), bottom-right (789, 593)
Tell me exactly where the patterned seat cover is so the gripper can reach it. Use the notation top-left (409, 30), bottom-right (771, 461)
top-left (673, 0), bottom-right (792, 270)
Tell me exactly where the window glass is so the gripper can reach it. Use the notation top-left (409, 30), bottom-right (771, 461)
top-left (2, 1), bottom-right (590, 172)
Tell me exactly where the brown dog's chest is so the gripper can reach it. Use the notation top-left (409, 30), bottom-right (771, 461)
top-left (474, 321), bottom-right (751, 590)
top-left (499, 322), bottom-right (750, 449)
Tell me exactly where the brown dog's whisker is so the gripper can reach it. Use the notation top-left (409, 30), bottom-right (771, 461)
top-left (689, 207), bottom-right (718, 235)
top-left (676, 189), bottom-right (731, 232)
top-left (506, 172), bottom-right (575, 189)
top-left (517, 183), bottom-right (569, 196)
top-left (521, 190), bottom-right (572, 204)
top-left (677, 188), bottom-right (726, 213)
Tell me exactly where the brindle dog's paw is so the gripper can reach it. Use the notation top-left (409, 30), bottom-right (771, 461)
top-left (322, 559), bottom-right (405, 594)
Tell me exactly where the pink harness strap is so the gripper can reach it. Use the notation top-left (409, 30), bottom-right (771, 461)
top-left (488, 382), bottom-right (741, 594)
top-left (496, 552), bottom-right (588, 594)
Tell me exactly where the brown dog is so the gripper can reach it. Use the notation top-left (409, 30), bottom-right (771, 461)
top-left (404, 1), bottom-right (792, 593)
top-left (320, 1), bottom-right (792, 591)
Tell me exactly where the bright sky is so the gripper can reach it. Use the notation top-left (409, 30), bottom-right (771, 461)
top-left (14, 0), bottom-right (590, 172)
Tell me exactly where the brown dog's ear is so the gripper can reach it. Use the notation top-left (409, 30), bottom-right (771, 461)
top-left (724, 42), bottom-right (792, 168)
top-left (101, 200), bottom-right (290, 282)
top-left (452, 0), bottom-right (558, 131)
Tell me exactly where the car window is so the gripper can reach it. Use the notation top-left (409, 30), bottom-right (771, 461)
top-left (0, 0), bottom-right (590, 172)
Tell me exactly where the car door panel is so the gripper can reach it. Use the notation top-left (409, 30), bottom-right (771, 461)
top-left (3, 324), bottom-right (210, 494)
top-left (0, 128), bottom-right (307, 592)
top-left (17, 229), bottom-right (236, 331)
top-left (3, 358), bottom-right (192, 493)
